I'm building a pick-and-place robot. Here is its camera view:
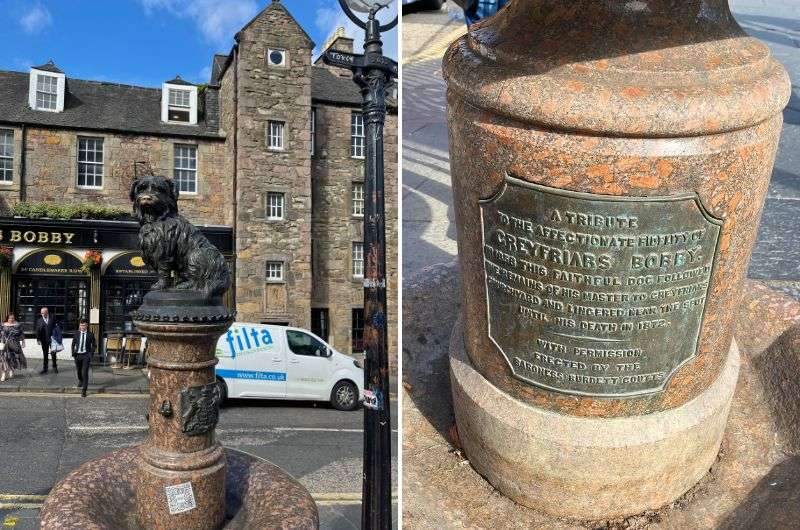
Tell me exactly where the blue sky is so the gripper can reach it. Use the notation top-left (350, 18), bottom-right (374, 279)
top-left (0, 0), bottom-right (398, 87)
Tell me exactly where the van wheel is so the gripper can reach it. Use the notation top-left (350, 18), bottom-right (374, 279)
top-left (216, 377), bottom-right (228, 406)
top-left (331, 381), bottom-right (358, 411)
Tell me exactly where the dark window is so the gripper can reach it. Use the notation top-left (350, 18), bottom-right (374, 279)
top-left (286, 329), bottom-right (327, 357)
top-left (168, 109), bottom-right (191, 123)
top-left (14, 277), bottom-right (89, 336)
top-left (103, 279), bottom-right (154, 333)
top-left (311, 308), bottom-right (329, 342)
top-left (268, 49), bottom-right (286, 66)
top-left (352, 308), bottom-right (364, 353)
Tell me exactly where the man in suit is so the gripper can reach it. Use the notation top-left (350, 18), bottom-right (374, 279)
top-left (35, 307), bottom-right (58, 374)
top-left (72, 319), bottom-right (95, 398)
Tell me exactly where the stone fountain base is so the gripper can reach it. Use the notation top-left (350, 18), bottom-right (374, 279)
top-left (40, 446), bottom-right (319, 529)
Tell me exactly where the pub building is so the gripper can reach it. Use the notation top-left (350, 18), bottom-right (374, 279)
top-left (0, 1), bottom-right (398, 364)
top-left (0, 218), bottom-right (233, 346)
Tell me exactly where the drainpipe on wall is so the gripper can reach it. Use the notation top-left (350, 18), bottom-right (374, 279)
top-left (19, 124), bottom-right (27, 202)
top-left (232, 40), bottom-right (239, 309)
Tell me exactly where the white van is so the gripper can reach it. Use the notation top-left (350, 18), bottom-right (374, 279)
top-left (214, 322), bottom-right (364, 410)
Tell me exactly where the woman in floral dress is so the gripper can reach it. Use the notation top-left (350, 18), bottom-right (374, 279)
top-left (1, 313), bottom-right (27, 381)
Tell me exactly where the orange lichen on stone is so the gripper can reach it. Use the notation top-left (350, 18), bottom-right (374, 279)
top-left (621, 86), bottom-right (646, 99)
top-left (706, 56), bottom-right (722, 69)
top-left (640, 51), bottom-right (664, 64)
top-left (586, 164), bottom-right (613, 182)
top-left (614, 157), bottom-right (639, 172)
top-left (630, 174), bottom-right (660, 188)
top-left (566, 80), bottom-right (586, 93)
top-left (593, 59), bottom-right (610, 71)
top-left (729, 191), bottom-right (743, 211)
top-left (580, 137), bottom-right (600, 150)
top-left (599, 182), bottom-right (625, 195)
top-left (656, 159), bottom-right (674, 178)
top-left (551, 175), bottom-right (573, 188)
top-left (719, 232), bottom-right (732, 252)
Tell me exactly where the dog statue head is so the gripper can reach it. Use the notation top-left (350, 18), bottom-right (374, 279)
top-left (130, 175), bottom-right (179, 224)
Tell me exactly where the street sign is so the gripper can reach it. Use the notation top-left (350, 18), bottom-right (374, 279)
top-left (323, 50), bottom-right (364, 69)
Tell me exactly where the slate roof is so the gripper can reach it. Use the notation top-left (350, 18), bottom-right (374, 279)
top-left (165, 75), bottom-right (193, 86)
top-left (0, 70), bottom-right (221, 139)
top-left (311, 67), bottom-right (361, 106)
top-left (32, 60), bottom-right (63, 74)
top-left (311, 66), bottom-right (397, 110)
top-left (210, 54), bottom-right (229, 85)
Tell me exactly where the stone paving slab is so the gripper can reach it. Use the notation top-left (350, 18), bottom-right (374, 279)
top-left (402, 261), bottom-right (800, 529)
top-left (0, 360), bottom-right (148, 395)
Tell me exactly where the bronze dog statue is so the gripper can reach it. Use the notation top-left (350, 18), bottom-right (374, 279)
top-left (130, 175), bottom-right (231, 299)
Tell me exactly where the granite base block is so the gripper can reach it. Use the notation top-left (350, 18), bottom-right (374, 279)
top-left (450, 316), bottom-right (740, 520)
top-left (40, 446), bottom-right (319, 529)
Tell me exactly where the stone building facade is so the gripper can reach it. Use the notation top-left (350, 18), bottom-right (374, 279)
top-left (0, 0), bottom-right (397, 366)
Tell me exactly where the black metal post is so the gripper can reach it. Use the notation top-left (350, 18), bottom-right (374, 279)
top-left (322, 3), bottom-right (397, 528)
top-left (358, 15), bottom-right (391, 530)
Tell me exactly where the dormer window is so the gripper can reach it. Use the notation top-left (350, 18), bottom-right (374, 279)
top-left (28, 60), bottom-right (65, 112)
top-left (161, 76), bottom-right (198, 125)
top-left (36, 75), bottom-right (58, 110)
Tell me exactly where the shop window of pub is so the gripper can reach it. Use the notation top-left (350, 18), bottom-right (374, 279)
top-left (352, 308), bottom-right (364, 354)
top-left (77, 136), bottom-right (104, 188)
top-left (15, 278), bottom-right (88, 335)
top-left (0, 129), bottom-right (13, 183)
top-left (173, 144), bottom-right (197, 194)
top-left (311, 308), bottom-right (329, 342)
top-left (103, 279), bottom-right (152, 333)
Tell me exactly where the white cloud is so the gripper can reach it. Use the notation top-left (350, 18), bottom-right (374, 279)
top-left (139, 0), bottom-right (259, 46)
top-left (19, 4), bottom-right (53, 34)
top-left (313, 4), bottom-right (398, 60)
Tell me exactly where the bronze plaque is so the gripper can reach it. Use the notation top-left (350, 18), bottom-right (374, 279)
top-left (180, 382), bottom-right (221, 436)
top-left (480, 174), bottom-right (722, 397)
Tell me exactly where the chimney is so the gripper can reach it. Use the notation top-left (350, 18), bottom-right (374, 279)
top-left (319, 27), bottom-right (356, 78)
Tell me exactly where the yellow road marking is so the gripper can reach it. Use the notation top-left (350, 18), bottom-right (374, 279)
top-left (3, 516), bottom-right (19, 527)
top-left (403, 25), bottom-right (467, 65)
top-left (0, 495), bottom-right (46, 501)
top-left (0, 492), bottom-right (396, 509)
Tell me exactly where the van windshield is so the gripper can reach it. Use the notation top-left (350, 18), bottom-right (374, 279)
top-left (287, 330), bottom-right (327, 357)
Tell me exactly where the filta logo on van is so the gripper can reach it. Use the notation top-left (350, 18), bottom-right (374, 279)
top-left (219, 326), bottom-right (275, 358)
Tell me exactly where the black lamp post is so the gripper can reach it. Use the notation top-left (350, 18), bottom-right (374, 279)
top-left (322, 1), bottom-right (397, 529)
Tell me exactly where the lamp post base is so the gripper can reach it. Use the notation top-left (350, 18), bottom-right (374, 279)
top-left (450, 315), bottom-right (740, 520)
top-left (41, 447), bottom-right (319, 529)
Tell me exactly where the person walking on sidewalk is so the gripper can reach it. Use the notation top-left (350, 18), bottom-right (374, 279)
top-left (35, 307), bottom-right (59, 374)
top-left (0, 313), bottom-right (26, 382)
top-left (72, 319), bottom-right (95, 398)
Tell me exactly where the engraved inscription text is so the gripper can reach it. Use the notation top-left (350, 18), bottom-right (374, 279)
top-left (480, 175), bottom-right (722, 397)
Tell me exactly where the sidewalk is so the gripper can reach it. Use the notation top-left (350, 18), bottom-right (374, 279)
top-left (0, 360), bottom-right (148, 395)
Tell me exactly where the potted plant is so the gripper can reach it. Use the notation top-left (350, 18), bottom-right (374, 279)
top-left (80, 250), bottom-right (103, 274)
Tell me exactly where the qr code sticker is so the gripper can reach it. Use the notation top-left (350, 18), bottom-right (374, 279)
top-left (165, 482), bottom-right (197, 515)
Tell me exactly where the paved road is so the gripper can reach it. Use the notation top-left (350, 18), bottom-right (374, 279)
top-left (402, 1), bottom-right (800, 297)
top-left (0, 394), bottom-right (398, 529)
